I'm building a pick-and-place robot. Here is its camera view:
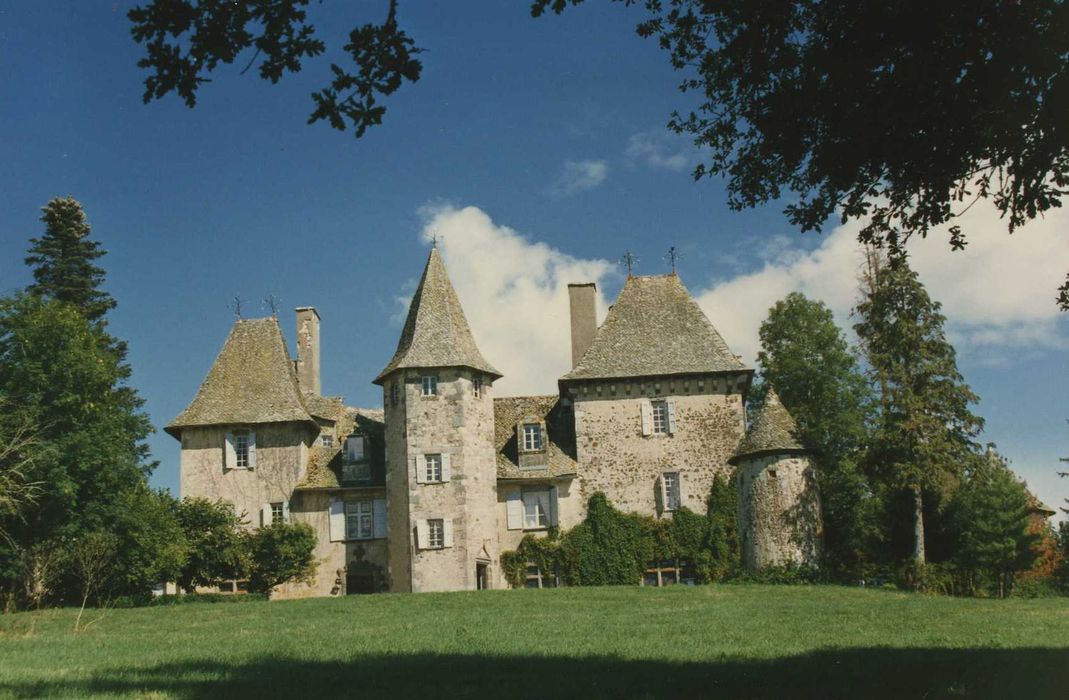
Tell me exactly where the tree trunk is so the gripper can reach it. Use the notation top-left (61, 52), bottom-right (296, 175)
top-left (912, 485), bottom-right (926, 566)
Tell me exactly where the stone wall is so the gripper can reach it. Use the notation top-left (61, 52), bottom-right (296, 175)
top-left (496, 478), bottom-right (582, 552)
top-left (568, 373), bottom-right (748, 518)
top-left (179, 422), bottom-right (312, 527)
top-left (384, 367), bottom-right (502, 592)
top-left (736, 454), bottom-right (823, 569)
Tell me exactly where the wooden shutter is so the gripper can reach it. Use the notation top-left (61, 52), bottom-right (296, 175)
top-left (247, 430), bottom-right (257, 469)
top-left (260, 503), bottom-right (272, 527)
top-left (413, 454), bottom-right (425, 484)
top-left (675, 473), bottom-right (684, 508)
top-left (224, 432), bottom-right (236, 470)
top-left (328, 498), bottom-right (345, 541)
top-left (549, 486), bottom-right (559, 527)
top-left (415, 519), bottom-right (429, 549)
top-left (373, 498), bottom-right (387, 538)
top-left (443, 518), bottom-right (454, 548)
top-left (640, 401), bottom-right (653, 436)
top-left (441, 453), bottom-right (452, 482)
top-left (515, 421), bottom-right (526, 452)
top-left (506, 489), bottom-right (523, 530)
top-left (666, 400), bottom-right (677, 435)
top-left (282, 500), bottom-right (291, 523)
top-left (656, 474), bottom-right (666, 513)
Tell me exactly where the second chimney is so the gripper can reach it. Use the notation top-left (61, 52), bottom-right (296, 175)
top-left (568, 283), bottom-right (597, 368)
top-left (295, 306), bottom-right (321, 395)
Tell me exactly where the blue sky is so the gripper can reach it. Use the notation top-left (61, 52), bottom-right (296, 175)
top-left (1, 2), bottom-right (1066, 517)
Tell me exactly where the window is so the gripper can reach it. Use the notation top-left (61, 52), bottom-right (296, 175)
top-left (234, 432), bottom-right (249, 468)
top-left (320, 434), bottom-right (334, 448)
top-left (473, 377), bottom-right (482, 399)
top-left (427, 518), bottom-right (445, 548)
top-left (391, 381), bottom-right (400, 405)
top-left (522, 489), bottom-right (551, 529)
top-left (424, 453), bottom-right (443, 483)
top-left (663, 472), bottom-right (681, 511)
top-left (651, 400), bottom-right (668, 435)
top-left (345, 500), bottom-right (374, 540)
top-left (270, 502), bottom-right (285, 525)
top-left (345, 436), bottom-right (365, 462)
top-left (421, 375), bottom-right (438, 396)
top-left (522, 423), bottom-right (543, 451)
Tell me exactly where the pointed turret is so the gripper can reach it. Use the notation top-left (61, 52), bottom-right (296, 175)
top-left (374, 247), bottom-right (500, 385)
top-left (729, 389), bottom-right (807, 464)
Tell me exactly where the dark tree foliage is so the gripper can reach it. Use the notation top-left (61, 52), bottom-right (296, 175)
top-left (174, 497), bottom-right (249, 593)
top-left (534, 0), bottom-right (1069, 309)
top-left (752, 292), bottom-right (875, 573)
top-left (128, 0), bottom-right (422, 138)
top-left (949, 451), bottom-right (1037, 598)
top-left (560, 493), bottom-right (652, 585)
top-left (855, 253), bottom-right (984, 566)
top-left (25, 197), bottom-right (116, 323)
top-left (245, 522), bottom-right (317, 594)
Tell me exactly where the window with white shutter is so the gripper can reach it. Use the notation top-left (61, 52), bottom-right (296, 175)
top-left (506, 490), bottom-right (523, 530)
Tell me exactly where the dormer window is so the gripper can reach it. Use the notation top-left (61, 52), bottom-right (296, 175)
top-left (345, 436), bottom-right (365, 462)
top-left (522, 423), bottom-right (543, 451)
top-left (342, 436), bottom-right (370, 482)
top-left (421, 375), bottom-right (438, 397)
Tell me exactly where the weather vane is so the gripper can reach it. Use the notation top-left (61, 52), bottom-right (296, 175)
top-left (229, 294), bottom-right (243, 319)
top-left (262, 294), bottom-right (281, 317)
top-left (430, 230), bottom-right (442, 248)
top-left (621, 250), bottom-right (638, 276)
top-left (665, 246), bottom-right (681, 273)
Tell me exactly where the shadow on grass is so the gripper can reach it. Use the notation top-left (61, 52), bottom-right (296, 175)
top-left (3, 647), bottom-right (1067, 698)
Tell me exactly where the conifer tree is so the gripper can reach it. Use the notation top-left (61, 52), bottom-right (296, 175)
top-left (25, 197), bottom-right (116, 322)
top-left (855, 253), bottom-right (983, 566)
top-left (753, 292), bottom-right (875, 572)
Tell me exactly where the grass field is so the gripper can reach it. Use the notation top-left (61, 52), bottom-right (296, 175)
top-left (1, 585), bottom-right (1067, 699)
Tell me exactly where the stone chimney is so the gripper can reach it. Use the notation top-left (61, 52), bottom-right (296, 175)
top-left (295, 306), bottom-right (321, 395)
top-left (568, 283), bottom-right (597, 368)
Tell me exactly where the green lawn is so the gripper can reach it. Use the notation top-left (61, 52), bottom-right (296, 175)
top-left (1, 585), bottom-right (1067, 698)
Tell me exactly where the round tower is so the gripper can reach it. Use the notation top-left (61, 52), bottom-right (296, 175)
top-left (730, 390), bottom-right (823, 570)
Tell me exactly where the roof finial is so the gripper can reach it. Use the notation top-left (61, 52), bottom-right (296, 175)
top-left (621, 250), bottom-right (638, 276)
top-left (229, 294), bottom-right (243, 319)
top-left (430, 230), bottom-right (441, 249)
top-left (262, 294), bottom-right (281, 318)
top-left (664, 246), bottom-right (681, 273)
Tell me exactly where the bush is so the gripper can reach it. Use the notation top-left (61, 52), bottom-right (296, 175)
top-left (726, 562), bottom-right (825, 585)
top-left (147, 592), bottom-right (268, 606)
top-left (245, 522), bottom-right (317, 595)
top-left (1011, 577), bottom-right (1060, 599)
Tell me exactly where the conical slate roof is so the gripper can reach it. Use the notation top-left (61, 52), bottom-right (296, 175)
top-left (166, 317), bottom-right (315, 437)
top-left (560, 274), bottom-right (747, 381)
top-left (374, 247), bottom-right (500, 384)
top-left (729, 389), bottom-right (807, 464)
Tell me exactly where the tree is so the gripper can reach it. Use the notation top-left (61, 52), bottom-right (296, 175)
top-left (854, 253), bottom-right (983, 567)
top-left (127, 0), bottom-right (422, 138)
top-left (25, 197), bottom-right (116, 323)
top-left (949, 451), bottom-right (1037, 598)
top-left (107, 486), bottom-right (189, 598)
top-left (752, 292), bottom-right (875, 572)
top-left (174, 497), bottom-right (249, 593)
top-left (0, 404), bottom-right (50, 543)
top-left (245, 522), bottom-right (317, 595)
top-left (536, 0), bottom-right (1069, 308)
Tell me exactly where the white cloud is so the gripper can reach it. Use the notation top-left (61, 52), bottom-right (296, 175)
top-left (416, 204), bottom-right (615, 395)
top-left (624, 131), bottom-right (694, 172)
top-left (693, 200), bottom-right (1069, 365)
top-left (550, 160), bottom-right (608, 196)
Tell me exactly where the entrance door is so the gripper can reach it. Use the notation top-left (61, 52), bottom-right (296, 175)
top-left (346, 572), bottom-right (374, 595)
top-left (476, 562), bottom-right (489, 590)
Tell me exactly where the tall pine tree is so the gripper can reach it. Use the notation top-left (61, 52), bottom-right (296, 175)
top-left (855, 252), bottom-right (983, 566)
top-left (753, 292), bottom-right (876, 573)
top-left (25, 197), bottom-right (116, 322)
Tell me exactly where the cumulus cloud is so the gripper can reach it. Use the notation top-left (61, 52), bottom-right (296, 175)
top-left (415, 204), bottom-right (615, 395)
top-left (550, 160), bottom-right (609, 196)
top-left (624, 131), bottom-right (695, 172)
top-left (693, 200), bottom-right (1069, 365)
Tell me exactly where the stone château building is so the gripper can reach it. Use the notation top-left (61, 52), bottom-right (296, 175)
top-left (167, 247), bottom-right (822, 596)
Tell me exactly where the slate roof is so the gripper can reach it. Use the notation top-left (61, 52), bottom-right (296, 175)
top-left (560, 274), bottom-right (747, 382)
top-left (166, 318), bottom-right (315, 437)
top-left (729, 389), bottom-right (808, 464)
top-left (302, 393), bottom-right (345, 421)
top-left (493, 395), bottom-right (578, 480)
top-left (374, 248), bottom-right (500, 384)
top-left (296, 408), bottom-right (387, 490)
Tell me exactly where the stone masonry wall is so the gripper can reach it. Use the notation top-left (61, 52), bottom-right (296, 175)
top-left (569, 373), bottom-right (748, 518)
top-left (385, 368), bottom-right (501, 592)
top-left (179, 423), bottom-right (311, 528)
top-left (737, 454), bottom-right (823, 569)
top-left (496, 478), bottom-right (582, 553)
